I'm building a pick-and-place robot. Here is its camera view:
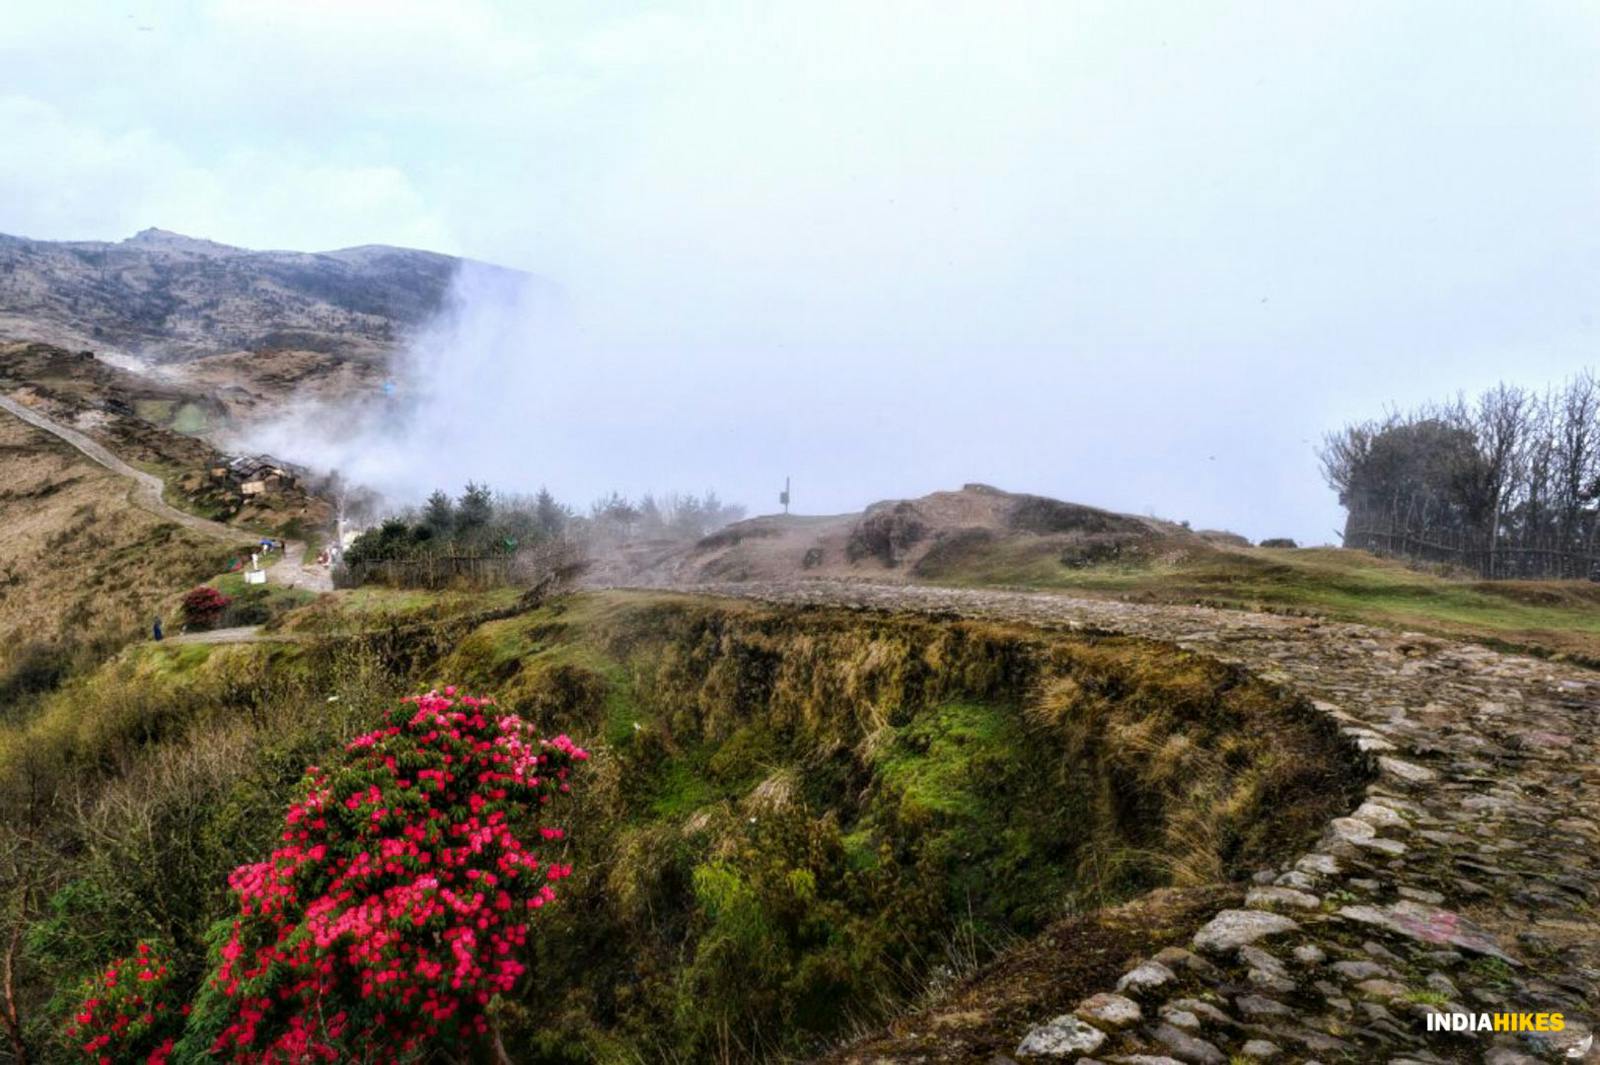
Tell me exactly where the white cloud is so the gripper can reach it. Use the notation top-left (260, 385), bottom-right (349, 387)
top-left (3, 1), bottom-right (1599, 541)
top-left (0, 95), bottom-right (452, 250)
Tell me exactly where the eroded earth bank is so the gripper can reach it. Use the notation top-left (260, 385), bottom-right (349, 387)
top-left (689, 581), bottom-right (1600, 1065)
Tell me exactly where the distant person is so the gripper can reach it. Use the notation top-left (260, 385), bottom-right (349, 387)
top-left (152, 616), bottom-right (164, 641)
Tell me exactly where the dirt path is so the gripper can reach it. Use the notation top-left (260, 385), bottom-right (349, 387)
top-left (264, 542), bottom-right (333, 593)
top-left (163, 625), bottom-right (272, 645)
top-left (0, 391), bottom-right (240, 541)
top-left (0, 391), bottom-right (333, 594)
top-left (680, 579), bottom-right (1600, 1063)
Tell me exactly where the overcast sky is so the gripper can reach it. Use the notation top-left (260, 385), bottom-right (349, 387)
top-left (4, 2), bottom-right (1598, 542)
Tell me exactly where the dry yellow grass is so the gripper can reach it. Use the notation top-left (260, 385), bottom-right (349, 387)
top-left (0, 415), bottom-right (241, 660)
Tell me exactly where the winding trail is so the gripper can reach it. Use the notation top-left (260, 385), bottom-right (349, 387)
top-left (685, 579), bottom-right (1600, 1064)
top-left (0, 391), bottom-right (239, 540)
top-left (0, 391), bottom-right (332, 595)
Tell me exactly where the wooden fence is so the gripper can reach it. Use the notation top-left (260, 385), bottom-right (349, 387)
top-left (1344, 526), bottom-right (1600, 580)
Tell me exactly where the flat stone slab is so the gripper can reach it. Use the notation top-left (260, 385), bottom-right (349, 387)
top-left (1191, 910), bottom-right (1299, 955)
top-left (1016, 1014), bottom-right (1106, 1058)
top-left (1244, 885), bottom-right (1320, 911)
top-left (1336, 901), bottom-right (1520, 964)
top-left (1075, 992), bottom-right (1142, 1029)
top-left (1115, 960), bottom-right (1175, 995)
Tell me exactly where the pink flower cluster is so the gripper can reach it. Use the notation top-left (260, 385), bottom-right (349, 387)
top-left (207, 688), bottom-right (588, 1062)
top-left (66, 941), bottom-right (186, 1065)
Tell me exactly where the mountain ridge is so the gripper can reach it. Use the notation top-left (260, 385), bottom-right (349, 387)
top-left (0, 227), bottom-right (542, 363)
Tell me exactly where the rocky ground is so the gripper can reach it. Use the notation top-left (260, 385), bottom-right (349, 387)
top-left (684, 580), bottom-right (1600, 1064)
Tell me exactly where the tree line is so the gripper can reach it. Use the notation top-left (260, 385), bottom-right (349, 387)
top-left (344, 483), bottom-right (746, 565)
top-left (1320, 370), bottom-right (1599, 578)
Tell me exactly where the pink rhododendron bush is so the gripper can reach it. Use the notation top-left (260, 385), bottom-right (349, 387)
top-left (66, 941), bottom-right (185, 1064)
top-left (167, 688), bottom-right (588, 1062)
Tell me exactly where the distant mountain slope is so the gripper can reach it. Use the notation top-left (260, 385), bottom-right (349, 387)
top-left (0, 227), bottom-right (533, 362)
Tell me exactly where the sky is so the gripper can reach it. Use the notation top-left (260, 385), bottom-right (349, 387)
top-left (3, 1), bottom-right (1598, 543)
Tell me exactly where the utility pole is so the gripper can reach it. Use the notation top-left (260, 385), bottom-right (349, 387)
top-left (779, 476), bottom-right (790, 515)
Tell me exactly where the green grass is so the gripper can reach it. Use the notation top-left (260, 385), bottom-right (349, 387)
top-left (932, 541), bottom-right (1600, 663)
top-left (873, 700), bottom-right (1021, 820)
top-left (130, 399), bottom-right (206, 434)
top-left (169, 403), bottom-right (208, 434)
top-left (279, 586), bottom-right (522, 634)
top-left (132, 399), bottom-right (175, 423)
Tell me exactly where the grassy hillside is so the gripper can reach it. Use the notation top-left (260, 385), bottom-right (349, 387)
top-left (0, 414), bottom-right (244, 670)
top-left (920, 538), bottom-right (1600, 664)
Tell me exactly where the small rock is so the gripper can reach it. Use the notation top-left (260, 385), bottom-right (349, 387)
top-left (1293, 944), bottom-right (1327, 966)
top-left (1363, 836), bottom-right (1408, 856)
top-left (1352, 801), bottom-right (1407, 828)
top-left (1151, 946), bottom-right (1207, 972)
top-left (1245, 885), bottom-right (1320, 911)
top-left (1378, 756), bottom-right (1438, 783)
top-left (1238, 945), bottom-right (1287, 976)
top-left (1015, 1015), bottom-right (1106, 1058)
top-left (1425, 972), bottom-right (1459, 998)
top-left (1159, 1008), bottom-right (1200, 1031)
top-left (1328, 816), bottom-right (1377, 844)
top-left (1239, 1040), bottom-right (1281, 1060)
top-left (1398, 886), bottom-right (1445, 905)
top-left (1115, 960), bottom-right (1175, 996)
top-left (1149, 1022), bottom-right (1225, 1065)
top-left (1235, 994), bottom-right (1292, 1018)
top-left (1191, 910), bottom-right (1298, 955)
top-left (1166, 998), bottom-right (1233, 1026)
top-left (1296, 853), bottom-right (1340, 877)
top-left (1353, 978), bottom-right (1408, 1000)
top-left (1329, 960), bottom-right (1386, 981)
top-left (1358, 999), bottom-right (1398, 1023)
top-left (1247, 968), bottom-right (1296, 993)
top-left (1075, 993), bottom-right (1141, 1030)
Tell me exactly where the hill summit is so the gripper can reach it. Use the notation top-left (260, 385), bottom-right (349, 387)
top-left (601, 483), bottom-right (1198, 585)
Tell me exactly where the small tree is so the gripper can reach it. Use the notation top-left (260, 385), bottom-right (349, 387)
top-left (179, 587), bottom-right (231, 631)
top-left (181, 689), bottom-right (588, 1062)
top-left (455, 482), bottom-right (494, 540)
top-left (421, 490), bottom-right (455, 537)
top-left (533, 488), bottom-right (567, 539)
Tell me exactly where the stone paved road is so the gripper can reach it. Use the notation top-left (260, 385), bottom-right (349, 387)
top-left (678, 580), bottom-right (1600, 1064)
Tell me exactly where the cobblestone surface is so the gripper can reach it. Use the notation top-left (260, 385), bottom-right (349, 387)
top-left (683, 580), bottom-right (1600, 1064)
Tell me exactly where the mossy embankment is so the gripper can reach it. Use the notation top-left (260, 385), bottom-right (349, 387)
top-left (0, 590), bottom-right (1367, 1063)
top-left (433, 592), bottom-right (1366, 1060)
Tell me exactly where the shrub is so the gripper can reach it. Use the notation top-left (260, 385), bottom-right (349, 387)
top-left (1259, 537), bottom-right (1299, 549)
top-left (180, 587), bottom-right (231, 631)
top-left (65, 941), bottom-right (186, 1064)
top-left (181, 688), bottom-right (588, 1062)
